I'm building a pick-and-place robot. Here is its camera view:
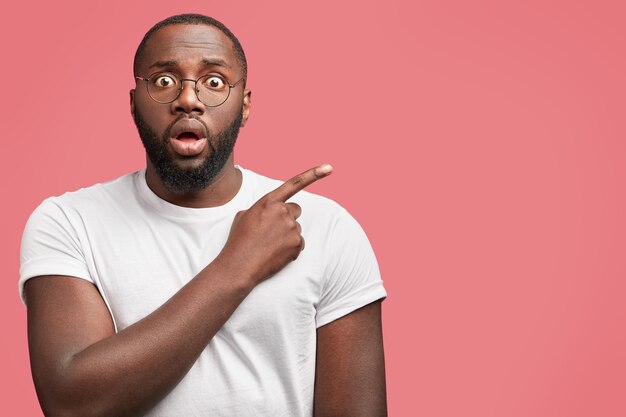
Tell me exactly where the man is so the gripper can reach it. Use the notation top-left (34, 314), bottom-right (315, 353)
top-left (20, 14), bottom-right (387, 417)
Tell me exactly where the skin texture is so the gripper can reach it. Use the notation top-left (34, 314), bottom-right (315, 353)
top-left (25, 23), bottom-right (387, 417)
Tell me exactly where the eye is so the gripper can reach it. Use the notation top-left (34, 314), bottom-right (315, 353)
top-left (153, 74), bottom-right (177, 88)
top-left (203, 76), bottom-right (226, 90)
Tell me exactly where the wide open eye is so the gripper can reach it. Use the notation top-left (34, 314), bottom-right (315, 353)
top-left (203, 76), bottom-right (226, 90)
top-left (152, 74), bottom-right (178, 88)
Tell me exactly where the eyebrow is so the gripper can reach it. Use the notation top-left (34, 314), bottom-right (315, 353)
top-left (148, 60), bottom-right (178, 70)
top-left (202, 58), bottom-right (231, 69)
top-left (148, 58), bottom-right (231, 71)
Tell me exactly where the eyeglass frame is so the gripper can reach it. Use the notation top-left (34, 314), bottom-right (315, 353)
top-left (135, 72), bottom-right (245, 107)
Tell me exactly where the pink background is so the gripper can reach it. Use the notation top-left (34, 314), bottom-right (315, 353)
top-left (2, 1), bottom-right (625, 415)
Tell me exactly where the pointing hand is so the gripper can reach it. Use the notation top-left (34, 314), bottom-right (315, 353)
top-left (215, 164), bottom-right (333, 284)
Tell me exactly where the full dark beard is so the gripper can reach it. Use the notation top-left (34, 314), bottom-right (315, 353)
top-left (133, 109), bottom-right (242, 194)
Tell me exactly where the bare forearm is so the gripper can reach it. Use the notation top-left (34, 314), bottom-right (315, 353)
top-left (52, 261), bottom-right (254, 417)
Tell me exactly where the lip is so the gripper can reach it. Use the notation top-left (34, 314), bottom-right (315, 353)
top-left (168, 118), bottom-right (209, 157)
top-left (169, 118), bottom-right (208, 141)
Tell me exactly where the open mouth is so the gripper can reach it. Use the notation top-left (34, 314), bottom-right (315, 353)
top-left (176, 132), bottom-right (200, 143)
top-left (168, 119), bottom-right (208, 156)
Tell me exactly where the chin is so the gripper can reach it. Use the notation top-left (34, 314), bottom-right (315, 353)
top-left (173, 156), bottom-right (208, 170)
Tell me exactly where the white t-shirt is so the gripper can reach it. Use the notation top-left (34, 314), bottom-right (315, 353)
top-left (19, 166), bottom-right (386, 417)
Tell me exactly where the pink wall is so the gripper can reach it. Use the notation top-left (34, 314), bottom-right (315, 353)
top-left (2, 1), bottom-right (625, 415)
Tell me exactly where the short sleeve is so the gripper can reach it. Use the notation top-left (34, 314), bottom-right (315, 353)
top-left (315, 208), bottom-right (387, 328)
top-left (19, 198), bottom-right (93, 304)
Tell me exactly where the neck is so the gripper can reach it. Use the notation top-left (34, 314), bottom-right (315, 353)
top-left (145, 156), bottom-right (242, 208)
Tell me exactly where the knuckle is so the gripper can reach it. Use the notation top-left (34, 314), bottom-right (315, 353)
top-left (291, 175), bottom-right (305, 187)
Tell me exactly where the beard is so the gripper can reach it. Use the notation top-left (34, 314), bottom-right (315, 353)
top-left (133, 109), bottom-right (242, 194)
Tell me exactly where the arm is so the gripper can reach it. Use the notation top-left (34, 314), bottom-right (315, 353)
top-left (26, 262), bottom-right (253, 417)
top-left (25, 166), bottom-right (332, 417)
top-left (314, 300), bottom-right (387, 417)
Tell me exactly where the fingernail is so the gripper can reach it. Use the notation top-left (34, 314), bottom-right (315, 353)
top-left (315, 164), bottom-right (333, 176)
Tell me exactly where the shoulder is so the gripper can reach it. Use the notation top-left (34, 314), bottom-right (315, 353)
top-left (24, 171), bottom-right (144, 241)
top-left (30, 171), bottom-right (141, 218)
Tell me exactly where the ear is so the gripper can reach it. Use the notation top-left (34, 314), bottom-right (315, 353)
top-left (240, 89), bottom-right (252, 127)
top-left (129, 89), bottom-right (136, 120)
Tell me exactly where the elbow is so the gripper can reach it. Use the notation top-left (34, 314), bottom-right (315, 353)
top-left (33, 375), bottom-right (114, 417)
top-left (40, 400), bottom-right (127, 417)
top-left (37, 393), bottom-right (108, 417)
top-left (35, 383), bottom-right (145, 417)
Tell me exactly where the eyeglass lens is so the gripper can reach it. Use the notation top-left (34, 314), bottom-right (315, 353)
top-left (147, 73), bottom-right (231, 107)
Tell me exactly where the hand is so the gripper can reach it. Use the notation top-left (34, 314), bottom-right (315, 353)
top-left (215, 164), bottom-right (333, 285)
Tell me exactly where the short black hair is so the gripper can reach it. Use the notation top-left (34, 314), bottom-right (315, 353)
top-left (133, 14), bottom-right (247, 86)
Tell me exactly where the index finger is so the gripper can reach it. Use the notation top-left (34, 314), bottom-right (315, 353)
top-left (265, 164), bottom-right (334, 202)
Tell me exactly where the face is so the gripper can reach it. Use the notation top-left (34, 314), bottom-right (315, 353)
top-left (130, 24), bottom-right (251, 193)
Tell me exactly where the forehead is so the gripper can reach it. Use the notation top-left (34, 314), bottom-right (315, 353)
top-left (139, 24), bottom-right (239, 75)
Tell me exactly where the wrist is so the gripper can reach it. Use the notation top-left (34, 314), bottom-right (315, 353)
top-left (208, 254), bottom-right (258, 293)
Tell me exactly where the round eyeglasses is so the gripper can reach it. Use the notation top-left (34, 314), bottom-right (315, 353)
top-left (135, 72), bottom-right (244, 107)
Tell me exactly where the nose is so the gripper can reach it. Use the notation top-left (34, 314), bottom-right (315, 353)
top-left (171, 79), bottom-right (205, 114)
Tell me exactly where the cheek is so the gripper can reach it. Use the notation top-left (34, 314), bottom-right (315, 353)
top-left (203, 103), bottom-right (243, 130)
top-left (135, 101), bottom-right (171, 132)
